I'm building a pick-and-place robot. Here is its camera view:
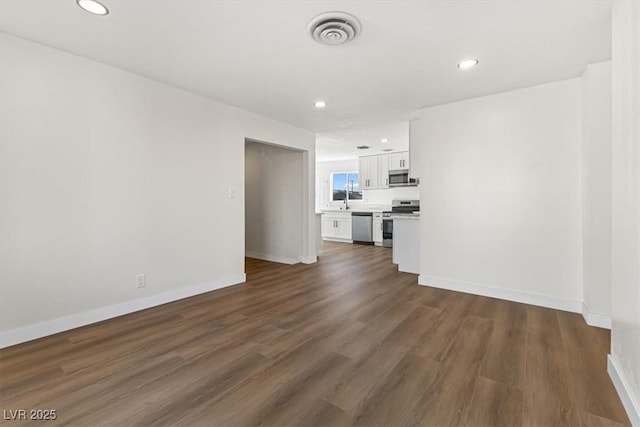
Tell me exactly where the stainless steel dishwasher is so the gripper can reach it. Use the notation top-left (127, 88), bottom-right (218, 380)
top-left (351, 212), bottom-right (373, 245)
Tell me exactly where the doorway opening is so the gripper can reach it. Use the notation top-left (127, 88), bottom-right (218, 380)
top-left (244, 139), bottom-right (305, 272)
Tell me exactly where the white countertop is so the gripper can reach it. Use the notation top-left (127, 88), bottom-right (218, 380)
top-left (389, 213), bottom-right (420, 220)
top-left (319, 206), bottom-right (389, 214)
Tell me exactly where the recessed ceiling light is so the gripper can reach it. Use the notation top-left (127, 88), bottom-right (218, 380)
top-left (458, 59), bottom-right (479, 69)
top-left (76, 0), bottom-right (109, 15)
top-left (381, 138), bottom-right (388, 143)
top-left (313, 100), bottom-right (327, 108)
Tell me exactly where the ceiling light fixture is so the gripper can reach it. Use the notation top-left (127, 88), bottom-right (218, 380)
top-left (458, 59), bottom-right (479, 69)
top-left (313, 100), bottom-right (327, 108)
top-left (381, 138), bottom-right (388, 143)
top-left (76, 0), bottom-right (109, 15)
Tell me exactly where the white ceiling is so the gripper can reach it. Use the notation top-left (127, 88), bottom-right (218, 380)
top-left (0, 0), bottom-right (612, 133)
top-left (316, 121), bottom-right (409, 162)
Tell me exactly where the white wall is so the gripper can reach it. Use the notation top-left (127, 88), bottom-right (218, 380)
top-left (581, 61), bottom-right (613, 326)
top-left (315, 159), bottom-right (419, 210)
top-left (363, 187), bottom-right (420, 205)
top-left (245, 141), bottom-right (303, 264)
top-left (0, 33), bottom-right (315, 347)
top-left (609, 1), bottom-right (640, 423)
top-left (413, 78), bottom-right (583, 309)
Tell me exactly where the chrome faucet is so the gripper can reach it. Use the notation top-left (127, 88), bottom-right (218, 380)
top-left (344, 180), bottom-right (353, 210)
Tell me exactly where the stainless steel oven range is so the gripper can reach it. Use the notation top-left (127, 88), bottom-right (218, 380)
top-left (382, 199), bottom-right (420, 248)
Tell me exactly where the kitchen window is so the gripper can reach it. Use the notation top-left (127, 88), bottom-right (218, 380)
top-left (331, 172), bottom-right (362, 201)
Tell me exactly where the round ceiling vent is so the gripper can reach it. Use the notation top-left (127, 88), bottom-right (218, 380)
top-left (356, 145), bottom-right (370, 150)
top-left (307, 11), bottom-right (362, 46)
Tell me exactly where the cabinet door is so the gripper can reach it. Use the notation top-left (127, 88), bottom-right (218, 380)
top-left (389, 151), bottom-right (409, 170)
top-left (389, 152), bottom-right (403, 170)
top-left (359, 156), bottom-right (379, 189)
top-left (336, 218), bottom-right (352, 240)
top-left (373, 219), bottom-right (383, 243)
top-left (377, 154), bottom-right (389, 188)
top-left (366, 156), bottom-right (379, 189)
top-left (401, 151), bottom-right (410, 170)
top-left (322, 218), bottom-right (335, 238)
top-left (358, 157), bottom-right (368, 190)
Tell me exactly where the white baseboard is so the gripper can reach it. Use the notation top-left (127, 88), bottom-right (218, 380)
top-left (322, 237), bottom-right (353, 243)
top-left (245, 251), bottom-right (300, 265)
top-left (0, 274), bottom-right (246, 349)
top-left (418, 275), bottom-right (582, 313)
top-left (608, 355), bottom-right (640, 427)
top-left (582, 302), bottom-right (612, 329)
top-left (299, 255), bottom-right (318, 264)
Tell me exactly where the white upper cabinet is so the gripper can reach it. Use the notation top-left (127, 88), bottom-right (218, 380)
top-left (359, 151), bottom-right (408, 190)
top-left (359, 155), bottom-right (379, 190)
top-left (358, 156), bottom-right (368, 189)
top-left (378, 154), bottom-right (390, 188)
top-left (388, 151), bottom-right (410, 170)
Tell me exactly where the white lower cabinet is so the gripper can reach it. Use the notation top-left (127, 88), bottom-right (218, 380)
top-left (322, 217), bottom-right (336, 238)
top-left (336, 218), bottom-right (352, 240)
top-left (373, 213), bottom-right (383, 245)
top-left (322, 212), bottom-right (352, 241)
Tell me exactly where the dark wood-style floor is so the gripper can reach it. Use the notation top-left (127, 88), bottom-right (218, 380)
top-left (0, 242), bottom-right (630, 426)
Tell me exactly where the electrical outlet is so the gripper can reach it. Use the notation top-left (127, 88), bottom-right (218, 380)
top-left (228, 187), bottom-right (237, 199)
top-left (136, 274), bottom-right (146, 288)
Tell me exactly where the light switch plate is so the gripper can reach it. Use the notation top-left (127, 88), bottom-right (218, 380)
top-left (136, 274), bottom-right (146, 288)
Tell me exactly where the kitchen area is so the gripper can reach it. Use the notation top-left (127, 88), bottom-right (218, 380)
top-left (316, 121), bottom-right (421, 274)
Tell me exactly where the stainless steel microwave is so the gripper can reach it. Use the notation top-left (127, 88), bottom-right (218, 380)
top-left (388, 169), bottom-right (418, 187)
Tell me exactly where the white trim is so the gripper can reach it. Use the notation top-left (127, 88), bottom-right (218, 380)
top-left (322, 238), bottom-right (353, 244)
top-left (418, 275), bottom-right (582, 313)
top-left (582, 302), bottom-right (612, 329)
top-left (299, 255), bottom-right (318, 264)
top-left (608, 355), bottom-right (640, 427)
top-left (0, 274), bottom-right (246, 349)
top-left (245, 251), bottom-right (299, 265)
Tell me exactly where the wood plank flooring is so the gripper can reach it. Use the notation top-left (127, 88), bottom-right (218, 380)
top-left (0, 242), bottom-right (630, 426)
